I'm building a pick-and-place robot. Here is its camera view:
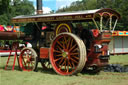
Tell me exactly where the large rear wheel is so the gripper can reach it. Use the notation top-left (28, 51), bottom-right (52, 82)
top-left (50, 32), bottom-right (86, 75)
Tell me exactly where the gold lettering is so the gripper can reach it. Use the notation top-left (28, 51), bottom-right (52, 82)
top-left (75, 15), bottom-right (83, 19)
top-left (56, 16), bottom-right (72, 20)
top-left (85, 15), bottom-right (92, 18)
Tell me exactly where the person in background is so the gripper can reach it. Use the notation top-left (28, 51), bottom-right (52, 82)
top-left (26, 42), bottom-right (32, 47)
top-left (4, 41), bottom-right (10, 50)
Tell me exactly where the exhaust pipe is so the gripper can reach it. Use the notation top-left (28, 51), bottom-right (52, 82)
top-left (37, 0), bottom-right (43, 14)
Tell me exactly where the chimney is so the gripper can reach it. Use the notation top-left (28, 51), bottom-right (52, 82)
top-left (37, 0), bottom-right (43, 14)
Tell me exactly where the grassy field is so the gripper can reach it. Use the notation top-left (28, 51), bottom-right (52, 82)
top-left (0, 55), bottom-right (128, 85)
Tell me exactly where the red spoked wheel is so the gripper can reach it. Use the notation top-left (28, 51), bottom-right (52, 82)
top-left (19, 47), bottom-right (37, 71)
top-left (50, 32), bottom-right (87, 75)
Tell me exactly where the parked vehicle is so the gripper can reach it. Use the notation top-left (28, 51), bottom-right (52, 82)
top-left (0, 1), bottom-right (120, 75)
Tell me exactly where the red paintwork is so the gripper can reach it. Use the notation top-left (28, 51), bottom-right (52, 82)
top-left (103, 34), bottom-right (111, 38)
top-left (19, 48), bottom-right (35, 71)
top-left (5, 42), bottom-right (19, 70)
top-left (91, 29), bottom-right (99, 37)
top-left (102, 32), bottom-right (112, 39)
top-left (50, 34), bottom-right (81, 75)
top-left (50, 34), bottom-right (73, 75)
top-left (5, 49), bottom-right (18, 70)
top-left (86, 32), bottom-right (112, 68)
top-left (0, 50), bottom-right (20, 52)
top-left (40, 48), bottom-right (49, 59)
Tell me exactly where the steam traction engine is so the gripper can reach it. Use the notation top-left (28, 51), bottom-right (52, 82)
top-left (4, 8), bottom-right (120, 75)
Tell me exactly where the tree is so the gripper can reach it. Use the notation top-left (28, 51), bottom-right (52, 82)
top-left (0, 0), bottom-right (10, 15)
top-left (56, 0), bottom-right (128, 31)
top-left (0, 0), bottom-right (35, 25)
top-left (0, 0), bottom-right (10, 25)
top-left (11, 0), bottom-right (35, 15)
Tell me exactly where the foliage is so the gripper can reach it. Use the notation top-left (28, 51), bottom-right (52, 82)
top-left (0, 0), bottom-right (35, 25)
top-left (57, 0), bottom-right (128, 30)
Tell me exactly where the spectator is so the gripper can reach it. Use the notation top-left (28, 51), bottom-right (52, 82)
top-left (26, 42), bottom-right (32, 47)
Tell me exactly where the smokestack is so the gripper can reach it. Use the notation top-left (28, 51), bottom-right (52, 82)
top-left (37, 0), bottom-right (43, 14)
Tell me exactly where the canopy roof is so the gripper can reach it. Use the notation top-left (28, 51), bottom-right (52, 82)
top-left (12, 8), bottom-right (120, 23)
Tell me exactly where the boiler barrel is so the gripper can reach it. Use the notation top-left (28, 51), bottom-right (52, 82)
top-left (0, 31), bottom-right (25, 40)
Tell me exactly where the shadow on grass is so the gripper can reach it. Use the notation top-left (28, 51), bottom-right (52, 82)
top-left (124, 65), bottom-right (128, 67)
top-left (36, 67), bottom-right (57, 75)
top-left (80, 69), bottom-right (100, 75)
top-left (0, 65), bottom-right (21, 71)
top-left (0, 65), bottom-right (57, 75)
top-left (0, 65), bottom-right (101, 76)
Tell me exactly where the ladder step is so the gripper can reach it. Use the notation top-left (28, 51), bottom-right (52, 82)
top-left (5, 47), bottom-right (18, 70)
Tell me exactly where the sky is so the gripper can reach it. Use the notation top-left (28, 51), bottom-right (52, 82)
top-left (28, 0), bottom-right (82, 14)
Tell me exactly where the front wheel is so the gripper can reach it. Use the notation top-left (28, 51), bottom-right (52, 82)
top-left (19, 47), bottom-right (38, 71)
top-left (50, 32), bottom-right (87, 75)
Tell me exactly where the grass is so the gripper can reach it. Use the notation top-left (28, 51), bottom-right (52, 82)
top-left (0, 55), bottom-right (128, 85)
top-left (109, 55), bottom-right (128, 66)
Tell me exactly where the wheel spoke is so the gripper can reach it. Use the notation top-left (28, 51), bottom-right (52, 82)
top-left (23, 54), bottom-right (27, 58)
top-left (67, 59), bottom-right (70, 72)
top-left (71, 56), bottom-right (79, 60)
top-left (71, 60), bottom-right (75, 69)
top-left (68, 60), bottom-right (73, 70)
top-left (57, 41), bottom-right (63, 48)
top-left (70, 39), bottom-right (73, 48)
top-left (30, 58), bottom-right (34, 61)
top-left (28, 63), bottom-right (30, 69)
top-left (53, 49), bottom-right (62, 53)
top-left (60, 39), bottom-right (66, 49)
top-left (64, 59), bottom-right (67, 71)
top-left (54, 57), bottom-right (63, 62)
top-left (30, 61), bottom-right (34, 67)
top-left (62, 39), bottom-right (66, 49)
top-left (70, 57), bottom-right (79, 64)
top-left (55, 54), bottom-right (62, 57)
top-left (67, 37), bottom-right (71, 49)
top-left (57, 45), bottom-right (62, 51)
top-left (72, 48), bottom-right (78, 52)
top-left (64, 36), bottom-right (68, 46)
top-left (69, 44), bottom-right (77, 52)
top-left (70, 53), bottom-right (79, 55)
top-left (58, 57), bottom-right (64, 65)
top-left (27, 56), bottom-right (30, 62)
top-left (22, 58), bottom-right (27, 67)
top-left (59, 58), bottom-right (66, 69)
